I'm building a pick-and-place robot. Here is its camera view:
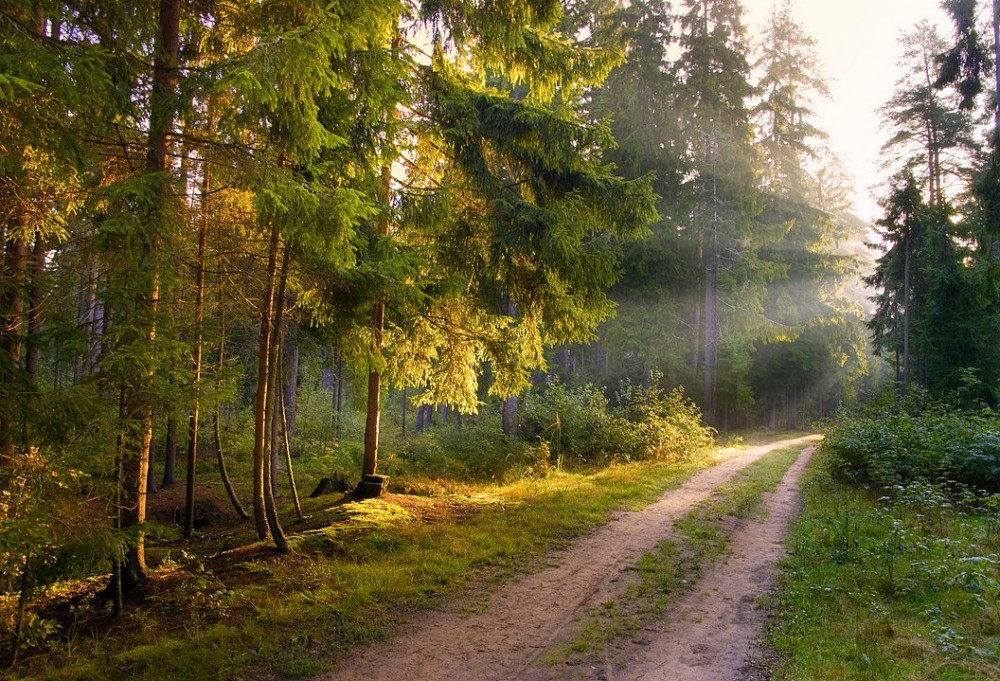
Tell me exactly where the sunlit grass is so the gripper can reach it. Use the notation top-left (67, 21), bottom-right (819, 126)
top-left (13, 443), bottom-right (734, 681)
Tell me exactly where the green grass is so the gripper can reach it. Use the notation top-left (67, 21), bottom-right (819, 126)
top-left (765, 448), bottom-right (1000, 681)
top-left (549, 443), bottom-right (808, 665)
top-left (12, 444), bottom-right (741, 681)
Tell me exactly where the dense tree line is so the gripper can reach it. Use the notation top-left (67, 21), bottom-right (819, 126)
top-left (0, 0), bottom-right (887, 645)
top-left (554, 0), bottom-right (870, 429)
top-left (0, 0), bottom-right (658, 616)
top-left (867, 2), bottom-right (1000, 402)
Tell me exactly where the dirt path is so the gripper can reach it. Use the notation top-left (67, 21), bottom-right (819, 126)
top-left (319, 436), bottom-right (814, 681)
top-left (607, 445), bottom-right (816, 681)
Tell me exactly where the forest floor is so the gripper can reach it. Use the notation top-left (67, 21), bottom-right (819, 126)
top-left (316, 436), bottom-right (818, 681)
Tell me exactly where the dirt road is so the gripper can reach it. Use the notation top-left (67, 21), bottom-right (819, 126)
top-left (319, 436), bottom-right (816, 681)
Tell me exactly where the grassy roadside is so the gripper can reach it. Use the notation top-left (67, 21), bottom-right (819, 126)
top-left (765, 448), bottom-right (1000, 681)
top-left (548, 443), bottom-right (809, 665)
top-left (11, 446), bottom-right (754, 681)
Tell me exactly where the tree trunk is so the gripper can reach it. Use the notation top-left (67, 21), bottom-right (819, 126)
top-left (265, 246), bottom-right (290, 546)
top-left (1, 221), bottom-right (27, 461)
top-left (116, 0), bottom-right (181, 594)
top-left (361, 155), bottom-right (393, 485)
top-left (702, 228), bottom-right (719, 424)
top-left (502, 396), bottom-right (518, 436)
top-left (252, 221), bottom-right (281, 541)
top-left (162, 415), bottom-right (177, 486)
top-left (269, 251), bottom-right (291, 499)
top-left (902, 232), bottom-right (912, 392)
top-left (183, 162), bottom-right (210, 539)
top-left (994, 0), bottom-right (1000, 145)
top-left (401, 387), bottom-right (407, 437)
top-left (334, 355), bottom-right (343, 441)
top-left (282, 341), bottom-right (298, 446)
top-left (279, 376), bottom-right (303, 520)
top-left (25, 236), bottom-right (46, 386)
top-left (415, 403), bottom-right (425, 433)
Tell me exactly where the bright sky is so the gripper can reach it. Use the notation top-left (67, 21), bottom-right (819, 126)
top-left (742, 0), bottom-right (953, 222)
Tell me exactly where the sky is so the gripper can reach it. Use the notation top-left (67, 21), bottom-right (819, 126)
top-left (741, 0), bottom-right (953, 222)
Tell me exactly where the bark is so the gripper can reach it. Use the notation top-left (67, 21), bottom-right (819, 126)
top-left (268, 251), bottom-right (290, 499)
top-left (691, 300), bottom-right (702, 374)
top-left (415, 403), bottom-right (425, 433)
top-left (25, 236), bottom-right (46, 385)
top-left (501, 296), bottom-right (518, 437)
top-left (183, 163), bottom-right (210, 539)
top-left (214, 402), bottom-right (248, 519)
top-left (994, 0), bottom-right (1000, 145)
top-left (334, 355), bottom-right (344, 440)
top-left (362, 313), bottom-right (384, 478)
top-left (1, 221), bottom-right (27, 460)
top-left (282, 341), bottom-right (298, 445)
top-left (902, 232), bottom-right (912, 392)
top-left (360, 26), bottom-right (400, 488)
top-left (401, 387), bottom-right (407, 437)
top-left (117, 0), bottom-right (181, 593)
top-left (502, 396), bottom-right (518, 436)
top-left (212, 320), bottom-right (248, 519)
top-left (702, 222), bottom-right (719, 425)
top-left (362, 150), bottom-right (393, 481)
top-left (279, 377), bottom-right (303, 520)
top-left (252, 220), bottom-right (280, 541)
top-left (161, 415), bottom-right (177, 486)
top-left (256, 237), bottom-right (288, 551)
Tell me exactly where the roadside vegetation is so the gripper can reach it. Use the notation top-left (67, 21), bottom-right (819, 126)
top-left (768, 398), bottom-right (1000, 680)
top-left (1, 382), bottom-right (716, 680)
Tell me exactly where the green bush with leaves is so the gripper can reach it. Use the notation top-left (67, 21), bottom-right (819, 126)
top-left (825, 406), bottom-right (1000, 492)
top-left (519, 380), bottom-right (715, 465)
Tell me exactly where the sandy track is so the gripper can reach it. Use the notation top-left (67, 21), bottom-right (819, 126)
top-left (611, 445), bottom-right (816, 681)
top-left (318, 437), bottom-right (815, 681)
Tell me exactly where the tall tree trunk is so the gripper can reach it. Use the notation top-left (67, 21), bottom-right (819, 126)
top-left (359, 26), bottom-right (399, 495)
top-left (25, 236), bottom-right (46, 386)
top-left (211, 318), bottom-right (247, 519)
top-left (334, 355), bottom-right (343, 441)
top-left (252, 220), bottom-right (283, 546)
top-left (1, 219), bottom-right (27, 461)
top-left (278, 378), bottom-right (303, 520)
top-left (501, 295), bottom-right (519, 437)
top-left (282, 341), bottom-right (298, 446)
top-left (415, 401), bottom-right (425, 433)
top-left (183, 163), bottom-right (210, 539)
top-left (994, 0), bottom-right (1000, 145)
top-left (702, 226), bottom-right (719, 424)
top-left (162, 415), bottom-right (177, 486)
top-left (361, 149), bottom-right (393, 487)
top-left (262, 246), bottom-right (289, 551)
top-left (116, 0), bottom-right (180, 593)
top-left (691, 300), bottom-right (701, 375)
top-left (269, 251), bottom-right (291, 499)
top-left (902, 232), bottom-right (912, 392)
top-left (401, 387), bottom-right (407, 437)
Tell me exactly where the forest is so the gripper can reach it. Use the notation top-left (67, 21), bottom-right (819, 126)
top-left (1, 0), bottom-right (999, 679)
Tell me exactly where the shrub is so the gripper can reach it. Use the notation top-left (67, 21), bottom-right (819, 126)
top-left (825, 407), bottom-right (1000, 493)
top-left (519, 379), bottom-right (715, 464)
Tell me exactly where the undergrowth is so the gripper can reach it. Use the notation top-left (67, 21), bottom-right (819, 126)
top-left (766, 448), bottom-right (1000, 680)
top-left (6, 444), bottom-right (730, 681)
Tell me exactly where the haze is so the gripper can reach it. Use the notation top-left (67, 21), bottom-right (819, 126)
top-left (743, 0), bottom-right (952, 221)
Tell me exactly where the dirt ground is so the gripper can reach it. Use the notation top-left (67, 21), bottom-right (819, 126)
top-left (318, 437), bottom-right (816, 681)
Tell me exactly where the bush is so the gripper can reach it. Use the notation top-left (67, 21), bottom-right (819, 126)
top-left (825, 407), bottom-right (1000, 493)
top-left (519, 379), bottom-right (715, 464)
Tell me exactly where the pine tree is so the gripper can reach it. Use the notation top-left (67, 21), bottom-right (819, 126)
top-left (675, 0), bottom-right (761, 424)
